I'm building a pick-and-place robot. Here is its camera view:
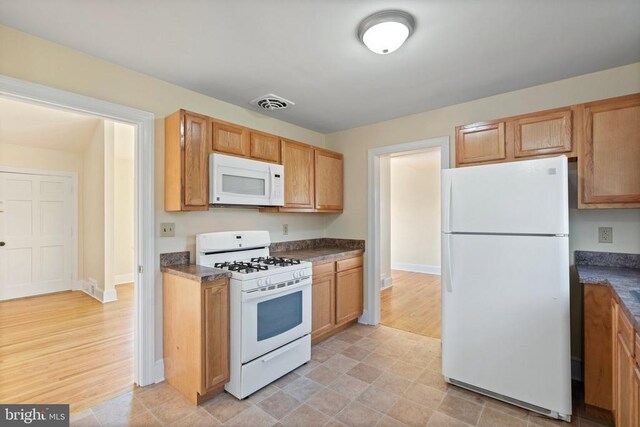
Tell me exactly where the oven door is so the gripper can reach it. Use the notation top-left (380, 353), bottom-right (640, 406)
top-left (241, 278), bottom-right (311, 363)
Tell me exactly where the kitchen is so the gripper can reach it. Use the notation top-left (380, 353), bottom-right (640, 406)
top-left (0, 1), bottom-right (639, 426)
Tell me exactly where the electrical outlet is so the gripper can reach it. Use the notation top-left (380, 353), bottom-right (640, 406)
top-left (283, 224), bottom-right (289, 235)
top-left (598, 227), bottom-right (613, 244)
top-left (160, 223), bottom-right (175, 237)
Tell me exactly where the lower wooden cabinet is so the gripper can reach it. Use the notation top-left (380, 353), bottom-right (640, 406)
top-left (583, 288), bottom-right (639, 425)
top-left (163, 273), bottom-right (229, 404)
top-left (336, 267), bottom-right (363, 326)
top-left (311, 255), bottom-right (363, 343)
top-left (312, 272), bottom-right (336, 339)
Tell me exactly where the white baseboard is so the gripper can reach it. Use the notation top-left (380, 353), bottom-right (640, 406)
top-left (571, 357), bottom-right (582, 381)
top-left (381, 276), bottom-right (393, 290)
top-left (155, 359), bottom-right (165, 383)
top-left (76, 279), bottom-right (118, 303)
top-left (115, 273), bottom-right (135, 285)
top-left (391, 262), bottom-right (441, 275)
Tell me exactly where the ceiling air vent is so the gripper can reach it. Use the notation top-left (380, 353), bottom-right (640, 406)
top-left (249, 94), bottom-right (295, 111)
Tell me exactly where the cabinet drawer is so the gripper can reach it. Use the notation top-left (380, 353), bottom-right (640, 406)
top-left (619, 308), bottom-right (635, 353)
top-left (336, 256), bottom-right (363, 272)
top-left (313, 261), bottom-right (335, 276)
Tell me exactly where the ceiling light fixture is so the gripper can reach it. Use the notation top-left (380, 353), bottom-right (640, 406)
top-left (358, 10), bottom-right (415, 55)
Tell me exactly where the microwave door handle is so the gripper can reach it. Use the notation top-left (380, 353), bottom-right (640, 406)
top-left (269, 167), bottom-right (276, 201)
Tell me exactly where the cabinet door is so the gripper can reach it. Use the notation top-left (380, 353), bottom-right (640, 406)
top-left (616, 332), bottom-right (634, 427)
top-left (281, 139), bottom-right (315, 210)
top-left (314, 149), bottom-right (343, 212)
top-left (583, 285), bottom-right (614, 410)
top-left (335, 266), bottom-right (363, 326)
top-left (612, 299), bottom-right (619, 413)
top-left (202, 281), bottom-right (230, 394)
top-left (183, 113), bottom-right (209, 209)
top-left (633, 367), bottom-right (640, 427)
top-left (513, 109), bottom-right (572, 158)
top-left (312, 273), bottom-right (335, 340)
top-left (250, 131), bottom-right (280, 163)
top-left (456, 122), bottom-right (506, 166)
top-left (212, 120), bottom-right (249, 157)
top-left (581, 94), bottom-right (640, 207)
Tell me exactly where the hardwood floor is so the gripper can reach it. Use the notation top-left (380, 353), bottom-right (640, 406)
top-left (381, 270), bottom-right (441, 339)
top-left (0, 284), bottom-right (134, 412)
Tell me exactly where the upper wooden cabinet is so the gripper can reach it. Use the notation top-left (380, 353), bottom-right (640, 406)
top-left (211, 119), bottom-right (249, 157)
top-left (249, 131), bottom-right (280, 163)
top-left (281, 139), bottom-right (315, 210)
top-left (513, 108), bottom-right (572, 158)
top-left (315, 149), bottom-right (344, 212)
top-left (579, 94), bottom-right (640, 209)
top-left (165, 110), bottom-right (209, 211)
top-left (165, 109), bottom-right (343, 213)
top-left (456, 122), bottom-right (506, 165)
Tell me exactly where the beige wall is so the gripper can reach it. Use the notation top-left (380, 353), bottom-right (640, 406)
top-left (113, 123), bottom-right (135, 282)
top-left (390, 153), bottom-right (440, 269)
top-left (325, 62), bottom-right (640, 361)
top-left (83, 122), bottom-right (106, 289)
top-left (0, 25), bottom-right (331, 362)
top-left (0, 141), bottom-right (85, 279)
top-left (379, 157), bottom-right (391, 282)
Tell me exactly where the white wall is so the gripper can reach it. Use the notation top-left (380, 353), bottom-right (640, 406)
top-left (390, 151), bottom-right (441, 271)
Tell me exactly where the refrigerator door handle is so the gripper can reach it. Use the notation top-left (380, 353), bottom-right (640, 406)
top-left (445, 235), bottom-right (453, 293)
top-left (448, 176), bottom-right (454, 232)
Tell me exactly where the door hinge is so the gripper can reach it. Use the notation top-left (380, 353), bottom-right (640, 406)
top-left (138, 265), bottom-right (144, 273)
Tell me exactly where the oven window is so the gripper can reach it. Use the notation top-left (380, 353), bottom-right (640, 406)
top-left (257, 291), bottom-right (303, 341)
top-left (222, 174), bottom-right (266, 196)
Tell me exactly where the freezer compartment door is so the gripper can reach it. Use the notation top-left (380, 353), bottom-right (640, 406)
top-left (441, 233), bottom-right (571, 416)
top-left (442, 156), bottom-right (568, 235)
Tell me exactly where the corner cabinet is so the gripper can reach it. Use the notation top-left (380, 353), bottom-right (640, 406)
top-left (165, 110), bottom-right (209, 211)
top-left (311, 255), bottom-right (363, 343)
top-left (315, 149), bottom-right (344, 212)
top-left (163, 273), bottom-right (229, 404)
top-left (579, 94), bottom-right (640, 209)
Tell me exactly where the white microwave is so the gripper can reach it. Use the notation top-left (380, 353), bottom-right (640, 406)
top-left (209, 153), bottom-right (284, 207)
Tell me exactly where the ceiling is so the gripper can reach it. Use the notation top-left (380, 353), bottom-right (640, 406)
top-left (0, 97), bottom-right (101, 152)
top-left (1, 1), bottom-right (638, 133)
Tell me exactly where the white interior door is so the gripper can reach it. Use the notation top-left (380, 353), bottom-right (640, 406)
top-left (0, 172), bottom-right (74, 300)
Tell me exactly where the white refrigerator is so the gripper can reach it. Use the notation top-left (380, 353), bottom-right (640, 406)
top-left (441, 155), bottom-right (572, 421)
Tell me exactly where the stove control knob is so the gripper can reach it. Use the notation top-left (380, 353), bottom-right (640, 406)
top-left (257, 279), bottom-right (264, 287)
top-left (266, 278), bottom-right (272, 285)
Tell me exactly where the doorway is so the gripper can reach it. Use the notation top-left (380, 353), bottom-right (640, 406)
top-left (0, 74), bottom-right (156, 408)
top-left (378, 148), bottom-right (442, 338)
top-left (365, 137), bottom-right (449, 335)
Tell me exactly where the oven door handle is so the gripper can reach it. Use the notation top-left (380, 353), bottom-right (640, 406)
top-left (241, 279), bottom-right (310, 302)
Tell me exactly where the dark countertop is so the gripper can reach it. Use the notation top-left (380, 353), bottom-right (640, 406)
top-left (272, 246), bottom-right (364, 263)
top-left (161, 264), bottom-right (231, 282)
top-left (160, 251), bottom-right (231, 282)
top-left (576, 251), bottom-right (640, 331)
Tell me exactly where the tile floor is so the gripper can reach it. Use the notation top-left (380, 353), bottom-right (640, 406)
top-left (70, 324), bottom-right (611, 427)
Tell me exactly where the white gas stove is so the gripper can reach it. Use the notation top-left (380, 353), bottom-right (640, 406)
top-left (196, 231), bottom-right (312, 399)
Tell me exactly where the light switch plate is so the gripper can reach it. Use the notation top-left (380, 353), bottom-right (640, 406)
top-left (160, 223), bottom-right (175, 237)
top-left (598, 227), bottom-right (613, 244)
